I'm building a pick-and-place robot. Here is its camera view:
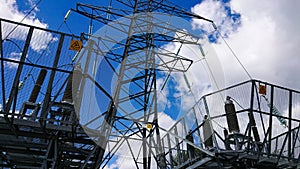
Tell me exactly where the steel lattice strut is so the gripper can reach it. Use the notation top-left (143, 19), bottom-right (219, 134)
top-left (1, 0), bottom-right (300, 169)
top-left (70, 0), bottom-right (213, 168)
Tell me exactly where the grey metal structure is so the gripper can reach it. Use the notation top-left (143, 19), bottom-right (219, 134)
top-left (0, 18), bottom-right (100, 168)
top-left (67, 0), bottom-right (212, 168)
top-left (162, 80), bottom-right (300, 168)
top-left (1, 0), bottom-right (300, 169)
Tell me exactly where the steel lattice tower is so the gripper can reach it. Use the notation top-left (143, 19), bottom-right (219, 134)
top-left (1, 0), bottom-right (300, 169)
top-left (70, 0), bottom-right (212, 168)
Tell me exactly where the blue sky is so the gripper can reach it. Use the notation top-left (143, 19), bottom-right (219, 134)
top-left (2, 0), bottom-right (230, 118)
top-left (1, 0), bottom-right (299, 102)
top-left (11, 0), bottom-right (239, 38)
top-left (0, 1), bottom-right (233, 168)
top-left (12, 0), bottom-right (209, 36)
top-left (0, 0), bottom-right (226, 124)
top-left (1, 0), bottom-right (300, 168)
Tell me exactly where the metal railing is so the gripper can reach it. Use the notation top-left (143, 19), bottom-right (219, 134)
top-left (162, 79), bottom-right (300, 168)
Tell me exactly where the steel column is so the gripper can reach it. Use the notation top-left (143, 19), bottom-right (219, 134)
top-left (4, 27), bottom-right (34, 114)
top-left (40, 34), bottom-right (65, 126)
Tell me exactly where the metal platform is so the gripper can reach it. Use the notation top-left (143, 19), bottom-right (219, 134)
top-left (0, 18), bottom-right (101, 168)
top-left (162, 80), bottom-right (300, 168)
top-left (1, 0), bottom-right (300, 168)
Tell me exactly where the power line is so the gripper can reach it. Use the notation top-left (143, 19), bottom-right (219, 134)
top-left (3, 0), bottom-right (43, 40)
top-left (213, 22), bottom-right (253, 80)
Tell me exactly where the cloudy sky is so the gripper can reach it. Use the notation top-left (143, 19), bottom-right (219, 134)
top-left (1, 0), bottom-right (300, 92)
top-left (1, 0), bottom-right (300, 168)
top-left (192, 0), bottom-right (300, 90)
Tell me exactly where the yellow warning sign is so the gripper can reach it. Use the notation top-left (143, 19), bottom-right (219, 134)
top-left (69, 40), bottom-right (82, 51)
top-left (259, 84), bottom-right (267, 95)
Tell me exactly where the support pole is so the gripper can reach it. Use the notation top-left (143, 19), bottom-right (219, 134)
top-left (249, 80), bottom-right (260, 144)
top-left (268, 85), bottom-right (274, 155)
top-left (5, 27), bottom-right (34, 115)
top-left (0, 20), bottom-right (6, 110)
top-left (143, 128), bottom-right (147, 169)
top-left (288, 90), bottom-right (292, 158)
top-left (40, 34), bottom-right (65, 127)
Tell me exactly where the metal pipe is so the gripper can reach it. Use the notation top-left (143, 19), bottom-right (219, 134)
top-left (29, 69), bottom-right (47, 103)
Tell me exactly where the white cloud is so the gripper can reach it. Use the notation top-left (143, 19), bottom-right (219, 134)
top-left (0, 0), bottom-right (47, 28)
top-left (156, 77), bottom-right (171, 112)
top-left (0, 0), bottom-right (57, 52)
top-left (191, 0), bottom-right (240, 38)
top-left (192, 0), bottom-right (300, 90)
top-left (5, 52), bottom-right (22, 68)
top-left (187, 0), bottom-right (300, 154)
top-left (158, 33), bottom-right (225, 119)
top-left (26, 0), bottom-right (40, 12)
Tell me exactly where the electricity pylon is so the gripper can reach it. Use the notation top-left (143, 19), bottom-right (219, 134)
top-left (70, 0), bottom-right (213, 168)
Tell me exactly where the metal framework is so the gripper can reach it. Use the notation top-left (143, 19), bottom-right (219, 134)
top-left (68, 0), bottom-right (212, 168)
top-left (162, 79), bottom-right (300, 168)
top-left (0, 18), bottom-right (100, 168)
top-left (0, 0), bottom-right (300, 169)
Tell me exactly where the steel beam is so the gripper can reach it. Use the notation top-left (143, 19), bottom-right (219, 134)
top-left (4, 27), bottom-right (33, 115)
top-left (40, 34), bottom-right (65, 127)
top-left (0, 20), bottom-right (6, 110)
